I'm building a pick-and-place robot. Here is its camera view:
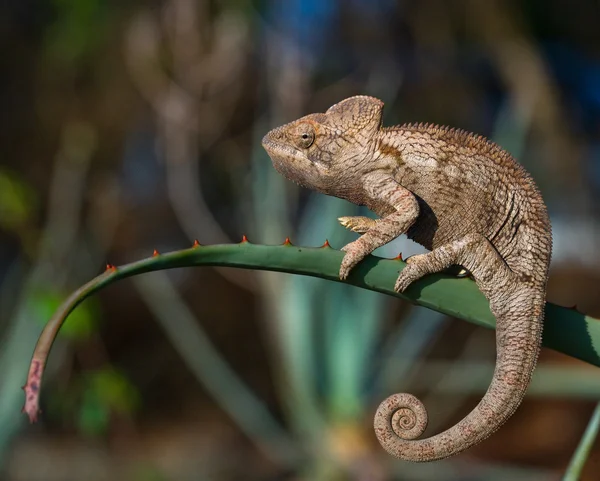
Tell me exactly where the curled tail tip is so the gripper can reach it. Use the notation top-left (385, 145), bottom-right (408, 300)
top-left (374, 393), bottom-right (428, 457)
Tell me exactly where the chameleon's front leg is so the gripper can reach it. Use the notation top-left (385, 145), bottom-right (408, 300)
top-left (339, 174), bottom-right (419, 279)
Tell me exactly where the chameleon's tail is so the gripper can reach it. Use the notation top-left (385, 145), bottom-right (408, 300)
top-left (374, 291), bottom-right (544, 462)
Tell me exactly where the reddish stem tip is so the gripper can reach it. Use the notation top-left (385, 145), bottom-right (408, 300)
top-left (105, 263), bottom-right (116, 272)
top-left (393, 252), bottom-right (403, 261)
top-left (22, 359), bottom-right (42, 423)
top-left (241, 234), bottom-right (249, 243)
top-left (193, 239), bottom-right (201, 247)
top-left (153, 249), bottom-right (160, 257)
top-left (283, 237), bottom-right (292, 246)
top-left (321, 239), bottom-right (331, 248)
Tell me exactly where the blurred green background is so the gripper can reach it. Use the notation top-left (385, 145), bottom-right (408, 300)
top-left (2, 0), bottom-right (600, 480)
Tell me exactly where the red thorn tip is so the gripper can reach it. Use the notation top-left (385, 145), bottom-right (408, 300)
top-left (394, 252), bottom-right (403, 261)
top-left (283, 237), bottom-right (292, 246)
top-left (193, 239), bottom-right (201, 247)
top-left (321, 239), bottom-right (331, 248)
top-left (105, 263), bottom-right (116, 272)
top-left (241, 235), bottom-right (249, 243)
top-left (153, 249), bottom-right (160, 257)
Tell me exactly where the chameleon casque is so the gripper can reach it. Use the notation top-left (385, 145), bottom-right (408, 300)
top-left (261, 96), bottom-right (552, 462)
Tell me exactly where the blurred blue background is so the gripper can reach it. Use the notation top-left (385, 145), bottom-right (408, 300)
top-left (1, 0), bottom-right (600, 480)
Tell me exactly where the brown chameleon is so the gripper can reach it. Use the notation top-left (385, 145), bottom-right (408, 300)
top-left (262, 96), bottom-right (552, 462)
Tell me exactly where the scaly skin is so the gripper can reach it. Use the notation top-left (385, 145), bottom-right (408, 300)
top-left (262, 96), bottom-right (552, 462)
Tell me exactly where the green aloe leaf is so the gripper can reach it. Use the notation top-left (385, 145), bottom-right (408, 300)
top-left (22, 242), bottom-right (600, 423)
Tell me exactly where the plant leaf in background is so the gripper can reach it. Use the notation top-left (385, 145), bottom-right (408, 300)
top-left (78, 368), bottom-right (140, 436)
top-left (49, 367), bottom-right (140, 437)
top-left (0, 169), bottom-right (36, 233)
top-left (563, 401), bottom-right (600, 481)
top-left (31, 290), bottom-right (98, 341)
top-left (45, 0), bottom-right (108, 63)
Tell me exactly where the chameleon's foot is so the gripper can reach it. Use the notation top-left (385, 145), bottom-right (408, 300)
top-left (394, 254), bottom-right (431, 292)
top-left (338, 216), bottom-right (378, 234)
top-left (395, 233), bottom-right (513, 292)
top-left (339, 239), bottom-right (369, 280)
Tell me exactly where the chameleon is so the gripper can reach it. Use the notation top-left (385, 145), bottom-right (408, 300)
top-left (261, 96), bottom-right (552, 462)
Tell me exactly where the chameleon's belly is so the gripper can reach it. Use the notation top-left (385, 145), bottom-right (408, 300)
top-left (404, 188), bottom-right (511, 252)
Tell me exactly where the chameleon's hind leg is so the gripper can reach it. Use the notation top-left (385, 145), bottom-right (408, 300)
top-left (394, 233), bottom-right (513, 294)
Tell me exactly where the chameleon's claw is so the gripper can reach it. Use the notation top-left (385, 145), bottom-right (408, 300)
top-left (338, 216), bottom-right (377, 234)
top-left (339, 240), bottom-right (367, 280)
top-left (338, 216), bottom-right (352, 229)
top-left (339, 253), bottom-right (358, 280)
top-left (395, 268), bottom-right (417, 292)
top-left (339, 258), bottom-right (353, 280)
top-left (394, 254), bottom-right (428, 292)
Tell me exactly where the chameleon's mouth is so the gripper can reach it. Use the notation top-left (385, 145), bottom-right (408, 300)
top-left (262, 131), bottom-right (300, 163)
top-left (261, 131), bottom-right (315, 189)
top-left (260, 133), bottom-right (276, 154)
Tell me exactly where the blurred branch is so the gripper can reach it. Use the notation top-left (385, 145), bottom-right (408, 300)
top-left (375, 306), bottom-right (448, 396)
top-left (563, 401), bottom-right (600, 480)
top-left (251, 19), bottom-right (320, 453)
top-left (125, 5), bottom-right (253, 290)
top-left (466, 0), bottom-right (586, 206)
top-left (420, 328), bottom-right (494, 434)
top-left (34, 123), bottom-right (98, 282)
top-left (0, 121), bottom-right (96, 459)
top-left (132, 270), bottom-right (300, 467)
top-left (125, 9), bottom-right (247, 137)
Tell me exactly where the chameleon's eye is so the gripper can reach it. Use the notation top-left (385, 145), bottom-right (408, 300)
top-left (296, 124), bottom-right (315, 149)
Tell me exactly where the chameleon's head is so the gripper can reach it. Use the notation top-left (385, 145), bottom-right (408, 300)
top-left (262, 96), bottom-right (384, 194)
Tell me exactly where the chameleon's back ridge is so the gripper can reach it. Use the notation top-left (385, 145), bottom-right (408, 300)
top-left (262, 95), bottom-right (552, 462)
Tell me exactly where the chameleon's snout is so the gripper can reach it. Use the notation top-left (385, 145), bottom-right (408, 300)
top-left (261, 133), bottom-right (270, 149)
top-left (261, 128), bottom-right (286, 159)
top-left (262, 128), bottom-right (282, 146)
